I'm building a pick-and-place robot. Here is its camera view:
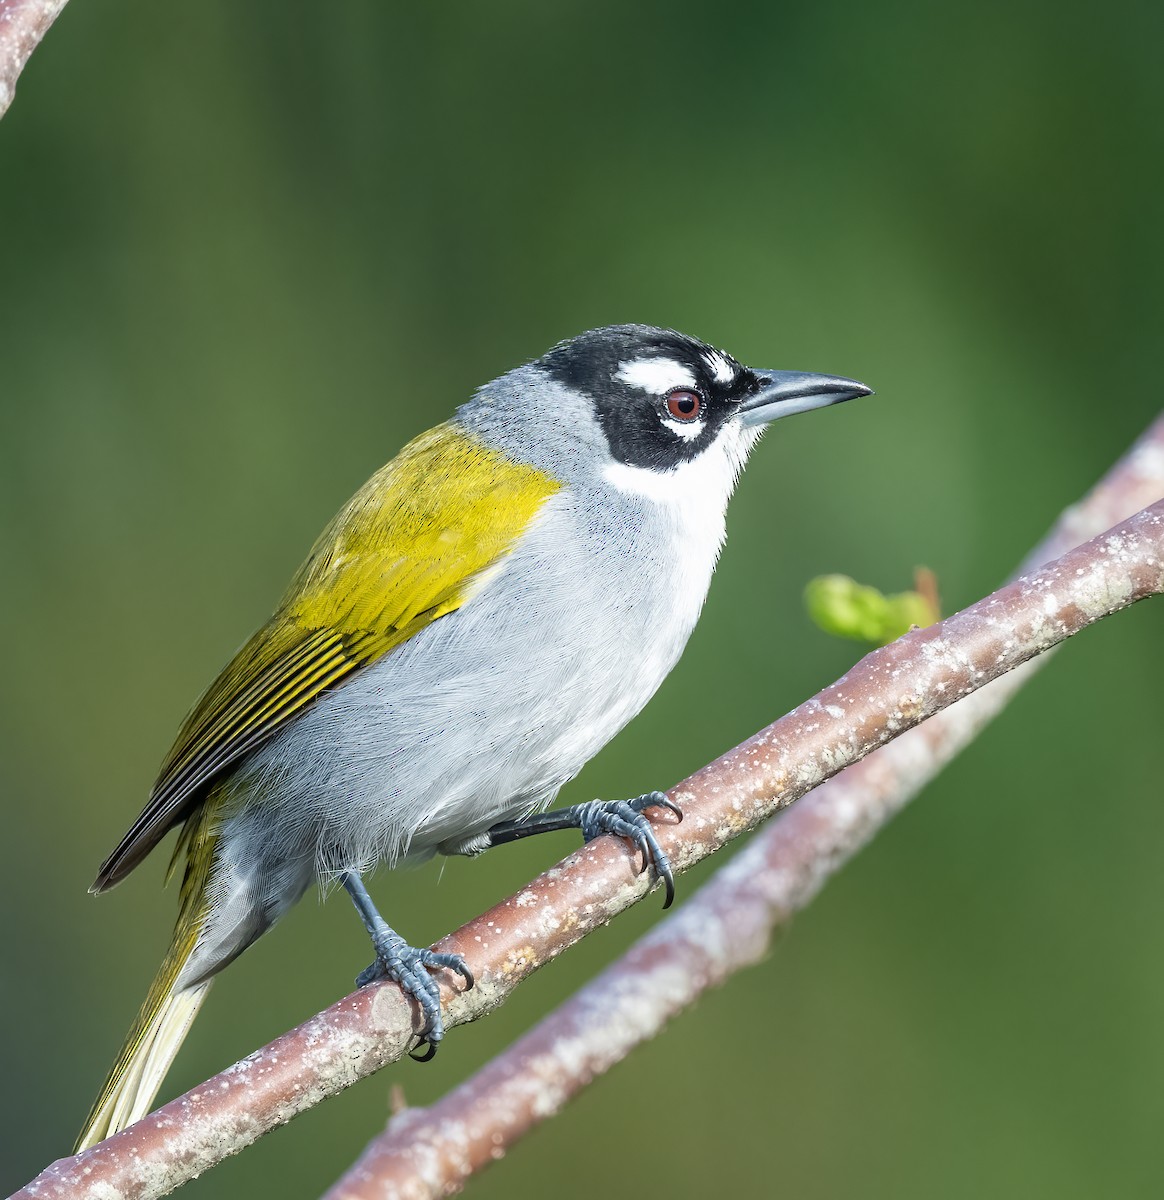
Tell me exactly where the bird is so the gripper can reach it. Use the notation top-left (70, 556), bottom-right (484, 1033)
top-left (75, 324), bottom-right (870, 1151)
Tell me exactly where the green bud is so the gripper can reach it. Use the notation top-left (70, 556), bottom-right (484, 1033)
top-left (804, 572), bottom-right (940, 646)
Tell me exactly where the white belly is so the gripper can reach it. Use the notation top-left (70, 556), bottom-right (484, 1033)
top-left (230, 481), bottom-right (725, 875)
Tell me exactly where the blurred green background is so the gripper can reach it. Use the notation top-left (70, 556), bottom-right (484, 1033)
top-left (2, 1), bottom-right (1162, 1196)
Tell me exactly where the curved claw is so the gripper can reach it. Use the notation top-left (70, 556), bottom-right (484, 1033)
top-left (650, 835), bottom-right (676, 910)
top-left (630, 791), bottom-right (684, 824)
top-left (409, 1039), bottom-right (438, 1063)
top-left (420, 950), bottom-right (475, 993)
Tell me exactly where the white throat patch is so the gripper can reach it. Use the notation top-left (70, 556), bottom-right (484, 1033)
top-left (600, 425), bottom-right (758, 633)
top-left (601, 423), bottom-right (759, 575)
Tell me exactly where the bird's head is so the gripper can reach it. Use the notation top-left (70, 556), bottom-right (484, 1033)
top-left (459, 325), bottom-right (871, 508)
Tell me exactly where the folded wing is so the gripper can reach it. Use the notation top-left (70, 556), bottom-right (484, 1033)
top-left (92, 423), bottom-right (560, 891)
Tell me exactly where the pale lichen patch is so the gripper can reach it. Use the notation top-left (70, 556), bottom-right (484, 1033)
top-left (500, 945), bottom-right (539, 975)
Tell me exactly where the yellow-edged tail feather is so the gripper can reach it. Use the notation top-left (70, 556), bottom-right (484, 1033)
top-left (76, 818), bottom-right (216, 1152)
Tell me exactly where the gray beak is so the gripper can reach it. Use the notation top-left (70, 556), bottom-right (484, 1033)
top-left (738, 369), bottom-right (873, 427)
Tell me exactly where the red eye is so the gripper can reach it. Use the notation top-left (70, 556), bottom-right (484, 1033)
top-left (665, 389), bottom-right (702, 422)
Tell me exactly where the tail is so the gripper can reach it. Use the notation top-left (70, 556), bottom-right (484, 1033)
top-left (75, 818), bottom-right (217, 1152)
top-left (74, 971), bottom-right (212, 1151)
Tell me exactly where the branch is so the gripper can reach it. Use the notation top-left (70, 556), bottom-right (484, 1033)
top-left (325, 415), bottom-right (1164, 1199)
top-left (0, 0), bottom-right (68, 118)
top-left (15, 474), bottom-right (1164, 1200)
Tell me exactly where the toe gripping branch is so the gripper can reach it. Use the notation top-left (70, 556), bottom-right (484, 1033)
top-left (340, 791), bottom-right (681, 1060)
top-left (487, 791), bottom-right (684, 908)
top-left (342, 871), bottom-right (474, 1061)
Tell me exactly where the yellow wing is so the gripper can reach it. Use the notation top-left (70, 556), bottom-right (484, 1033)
top-left (92, 423), bottom-right (560, 891)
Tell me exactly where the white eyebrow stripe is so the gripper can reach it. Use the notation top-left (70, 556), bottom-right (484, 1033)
top-left (703, 350), bottom-right (736, 384)
top-left (615, 357), bottom-right (697, 394)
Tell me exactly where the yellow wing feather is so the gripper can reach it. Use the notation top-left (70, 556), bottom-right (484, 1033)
top-left (92, 423), bottom-right (560, 891)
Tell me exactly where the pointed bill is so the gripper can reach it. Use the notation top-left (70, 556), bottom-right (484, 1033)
top-left (738, 370), bottom-right (873, 426)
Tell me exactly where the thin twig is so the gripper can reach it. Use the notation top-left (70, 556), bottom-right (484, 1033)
top-left (15, 482), bottom-right (1164, 1200)
top-left (325, 415), bottom-right (1164, 1200)
top-left (0, 0), bottom-right (68, 118)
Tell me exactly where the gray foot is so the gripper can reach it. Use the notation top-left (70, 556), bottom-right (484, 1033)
top-left (356, 932), bottom-right (474, 1060)
top-left (342, 870), bottom-right (473, 1060)
top-left (574, 792), bottom-right (682, 908)
top-left (484, 791), bottom-right (683, 905)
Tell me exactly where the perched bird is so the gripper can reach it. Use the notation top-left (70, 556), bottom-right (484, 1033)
top-left (76, 325), bottom-right (870, 1150)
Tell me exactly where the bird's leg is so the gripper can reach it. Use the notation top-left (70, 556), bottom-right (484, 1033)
top-left (485, 792), bottom-right (683, 908)
top-left (341, 871), bottom-right (473, 1060)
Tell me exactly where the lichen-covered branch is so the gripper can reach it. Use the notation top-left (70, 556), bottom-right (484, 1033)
top-left (15, 485), bottom-right (1164, 1200)
top-left (324, 415), bottom-right (1164, 1200)
top-left (0, 0), bottom-right (68, 117)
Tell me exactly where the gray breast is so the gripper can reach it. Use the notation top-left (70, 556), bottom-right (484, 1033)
top-left (230, 482), bottom-right (721, 878)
